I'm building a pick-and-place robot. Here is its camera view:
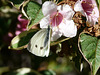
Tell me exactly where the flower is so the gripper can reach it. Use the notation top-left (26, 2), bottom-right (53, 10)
top-left (15, 14), bottom-right (29, 35)
top-left (3, 14), bottom-right (29, 45)
top-left (40, 1), bottom-right (77, 41)
top-left (74, 0), bottom-right (99, 26)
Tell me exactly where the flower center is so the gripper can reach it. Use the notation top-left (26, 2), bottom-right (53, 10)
top-left (81, 1), bottom-right (94, 15)
top-left (50, 12), bottom-right (63, 27)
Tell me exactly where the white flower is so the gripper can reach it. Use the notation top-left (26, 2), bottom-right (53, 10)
top-left (74, 0), bottom-right (99, 26)
top-left (40, 1), bottom-right (77, 41)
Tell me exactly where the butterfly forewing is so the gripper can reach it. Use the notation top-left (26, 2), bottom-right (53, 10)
top-left (27, 27), bottom-right (51, 57)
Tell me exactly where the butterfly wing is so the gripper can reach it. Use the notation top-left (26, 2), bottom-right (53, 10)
top-left (27, 26), bottom-right (51, 57)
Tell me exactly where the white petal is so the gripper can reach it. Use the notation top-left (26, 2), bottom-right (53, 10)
top-left (59, 4), bottom-right (75, 20)
top-left (57, 5), bottom-right (62, 11)
top-left (51, 27), bottom-right (62, 41)
top-left (59, 20), bottom-right (77, 37)
top-left (34, 0), bottom-right (42, 4)
top-left (40, 15), bottom-right (50, 28)
top-left (42, 1), bottom-right (57, 16)
top-left (74, 0), bottom-right (85, 16)
top-left (93, 8), bottom-right (99, 20)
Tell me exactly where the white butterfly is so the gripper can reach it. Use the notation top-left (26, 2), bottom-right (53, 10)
top-left (27, 26), bottom-right (51, 57)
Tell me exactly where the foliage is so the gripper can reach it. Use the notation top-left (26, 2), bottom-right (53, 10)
top-left (79, 33), bottom-right (100, 75)
top-left (0, 0), bottom-right (100, 75)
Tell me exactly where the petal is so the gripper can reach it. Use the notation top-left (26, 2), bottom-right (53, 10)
top-left (74, 0), bottom-right (85, 16)
top-left (51, 27), bottom-right (62, 41)
top-left (81, 0), bottom-right (94, 15)
top-left (15, 30), bottom-right (21, 35)
top-left (40, 15), bottom-right (50, 28)
top-left (18, 14), bottom-right (28, 28)
top-left (18, 14), bottom-right (24, 22)
top-left (58, 5), bottom-right (75, 20)
top-left (81, 0), bottom-right (99, 26)
top-left (35, 0), bottom-right (42, 4)
top-left (57, 5), bottom-right (62, 11)
top-left (17, 24), bottom-right (21, 28)
top-left (81, 0), bottom-right (99, 16)
top-left (91, 1), bottom-right (99, 23)
top-left (86, 9), bottom-right (99, 26)
top-left (93, 7), bottom-right (99, 20)
top-left (18, 14), bottom-right (28, 22)
top-left (50, 12), bottom-right (63, 27)
top-left (86, 15), bottom-right (96, 26)
top-left (42, 1), bottom-right (57, 16)
top-left (59, 20), bottom-right (77, 37)
top-left (83, 0), bottom-right (97, 6)
top-left (8, 32), bottom-right (13, 37)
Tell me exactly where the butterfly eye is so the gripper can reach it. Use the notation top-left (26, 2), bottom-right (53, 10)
top-left (35, 45), bottom-right (37, 48)
top-left (40, 47), bottom-right (43, 50)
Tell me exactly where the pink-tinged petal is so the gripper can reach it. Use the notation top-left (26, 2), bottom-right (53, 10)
top-left (81, 0), bottom-right (99, 25)
top-left (15, 14), bottom-right (29, 36)
top-left (15, 30), bottom-right (21, 35)
top-left (17, 24), bottom-right (21, 28)
top-left (22, 28), bottom-right (27, 31)
top-left (42, 1), bottom-right (57, 16)
top-left (18, 14), bottom-right (29, 28)
top-left (40, 15), bottom-right (50, 28)
top-left (8, 32), bottom-right (13, 37)
top-left (18, 14), bottom-right (24, 21)
top-left (18, 14), bottom-right (28, 22)
top-left (81, 1), bottom-right (93, 15)
top-left (50, 12), bottom-right (63, 27)
top-left (81, 0), bottom-right (98, 16)
top-left (51, 27), bottom-right (62, 41)
top-left (82, 0), bottom-right (97, 6)
top-left (58, 5), bottom-right (75, 20)
top-left (59, 20), bottom-right (77, 37)
top-left (74, 0), bottom-right (85, 16)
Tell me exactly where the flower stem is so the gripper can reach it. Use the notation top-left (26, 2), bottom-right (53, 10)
top-left (50, 37), bottom-right (70, 46)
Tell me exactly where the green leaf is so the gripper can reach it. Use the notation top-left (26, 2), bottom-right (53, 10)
top-left (96, 0), bottom-right (100, 7)
top-left (79, 33), bottom-right (100, 75)
top-left (23, 1), bottom-right (44, 29)
top-left (9, 29), bottom-right (38, 50)
top-left (8, 0), bottom-right (24, 9)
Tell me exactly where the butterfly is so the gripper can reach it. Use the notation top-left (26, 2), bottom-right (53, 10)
top-left (27, 26), bottom-right (51, 57)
